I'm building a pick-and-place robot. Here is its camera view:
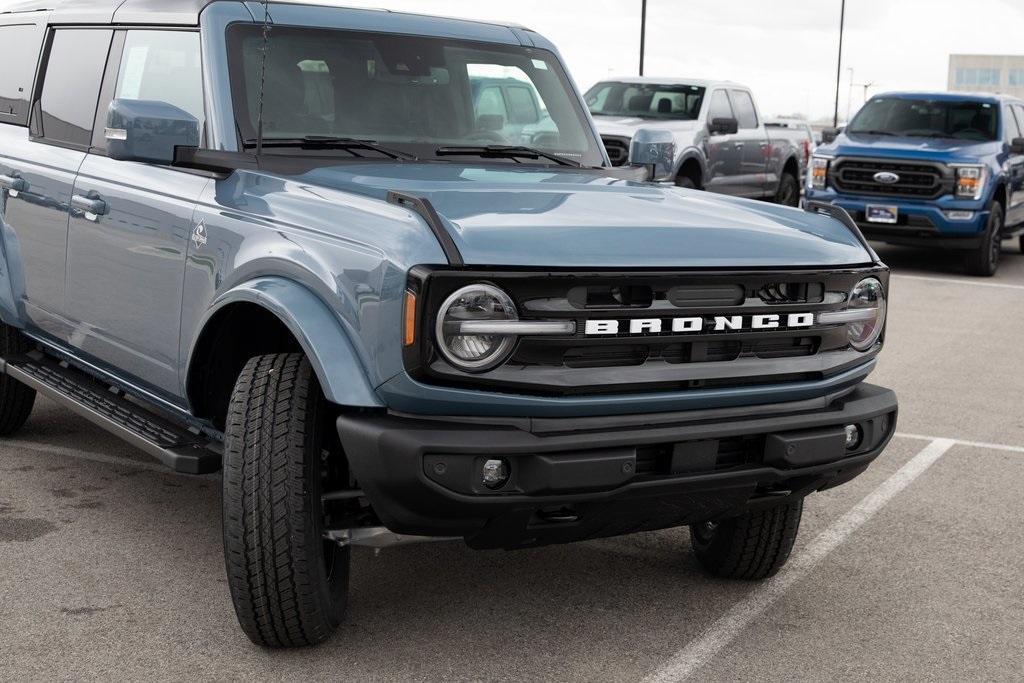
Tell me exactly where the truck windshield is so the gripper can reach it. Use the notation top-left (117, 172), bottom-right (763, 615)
top-left (848, 97), bottom-right (998, 141)
top-left (584, 82), bottom-right (706, 120)
top-left (226, 25), bottom-right (604, 166)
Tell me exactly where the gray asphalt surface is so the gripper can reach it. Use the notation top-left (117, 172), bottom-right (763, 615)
top-left (1, 239), bottom-right (1023, 681)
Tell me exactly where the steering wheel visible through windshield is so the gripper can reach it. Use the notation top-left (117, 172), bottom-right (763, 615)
top-left (226, 25), bottom-right (605, 167)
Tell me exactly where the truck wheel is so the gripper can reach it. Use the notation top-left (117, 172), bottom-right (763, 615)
top-left (689, 498), bottom-right (803, 580)
top-left (775, 172), bottom-right (800, 207)
top-left (0, 324), bottom-right (36, 435)
top-left (965, 204), bottom-right (1003, 277)
top-left (1019, 234), bottom-right (1024, 254)
top-left (222, 353), bottom-right (349, 648)
top-left (675, 176), bottom-right (696, 190)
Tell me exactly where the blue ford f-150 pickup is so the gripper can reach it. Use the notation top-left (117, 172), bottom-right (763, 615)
top-left (807, 91), bottom-right (1024, 275)
top-left (0, 0), bottom-right (897, 648)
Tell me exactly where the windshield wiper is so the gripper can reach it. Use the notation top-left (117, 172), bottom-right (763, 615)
top-left (848, 129), bottom-right (895, 136)
top-left (434, 145), bottom-right (583, 168)
top-left (244, 136), bottom-right (418, 160)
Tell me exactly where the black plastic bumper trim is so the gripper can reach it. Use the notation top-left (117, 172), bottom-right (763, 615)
top-left (337, 383), bottom-right (897, 549)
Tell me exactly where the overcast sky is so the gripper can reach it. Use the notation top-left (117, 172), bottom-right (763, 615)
top-left (6, 0), bottom-right (1024, 121)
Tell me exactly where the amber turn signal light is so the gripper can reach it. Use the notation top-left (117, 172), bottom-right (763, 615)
top-left (403, 290), bottom-right (417, 347)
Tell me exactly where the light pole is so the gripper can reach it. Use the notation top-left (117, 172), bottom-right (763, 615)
top-left (639, 0), bottom-right (647, 76)
top-left (832, 0), bottom-right (846, 128)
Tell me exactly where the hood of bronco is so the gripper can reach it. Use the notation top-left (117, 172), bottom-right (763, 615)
top-left (293, 162), bottom-right (872, 268)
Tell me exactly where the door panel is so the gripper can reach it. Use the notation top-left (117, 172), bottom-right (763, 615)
top-left (66, 156), bottom-right (208, 395)
top-left (703, 89), bottom-right (741, 195)
top-left (729, 89), bottom-right (769, 197)
top-left (1007, 105), bottom-right (1024, 226)
top-left (0, 125), bottom-right (82, 335)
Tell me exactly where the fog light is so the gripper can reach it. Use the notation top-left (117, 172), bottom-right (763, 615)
top-left (481, 458), bottom-right (510, 489)
top-left (844, 424), bottom-right (862, 450)
top-left (944, 210), bottom-right (975, 221)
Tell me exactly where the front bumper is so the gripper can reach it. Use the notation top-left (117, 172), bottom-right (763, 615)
top-left (805, 188), bottom-right (988, 248)
top-left (337, 383), bottom-right (898, 550)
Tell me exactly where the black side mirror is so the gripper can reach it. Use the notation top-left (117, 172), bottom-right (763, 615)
top-left (105, 98), bottom-right (199, 165)
top-left (709, 117), bottom-right (739, 135)
top-left (821, 128), bottom-right (840, 143)
top-left (1011, 137), bottom-right (1024, 155)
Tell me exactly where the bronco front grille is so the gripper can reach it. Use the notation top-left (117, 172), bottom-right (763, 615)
top-left (404, 267), bottom-right (887, 397)
top-left (601, 135), bottom-right (631, 166)
top-left (831, 158), bottom-right (952, 199)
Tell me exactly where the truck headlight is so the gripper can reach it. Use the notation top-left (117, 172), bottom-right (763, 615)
top-left (953, 164), bottom-right (986, 200)
top-left (816, 277), bottom-right (886, 351)
top-left (435, 284), bottom-right (519, 372)
top-left (810, 156), bottom-right (830, 190)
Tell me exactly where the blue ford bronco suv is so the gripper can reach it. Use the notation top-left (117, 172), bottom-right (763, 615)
top-left (808, 91), bottom-right (1024, 276)
top-left (0, 0), bottom-right (897, 648)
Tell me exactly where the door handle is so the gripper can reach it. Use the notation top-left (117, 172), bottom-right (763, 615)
top-left (734, 142), bottom-right (745, 148)
top-left (70, 193), bottom-right (109, 219)
top-left (0, 174), bottom-right (28, 193)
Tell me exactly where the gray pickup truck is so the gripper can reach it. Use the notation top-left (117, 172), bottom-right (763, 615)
top-left (587, 78), bottom-right (803, 205)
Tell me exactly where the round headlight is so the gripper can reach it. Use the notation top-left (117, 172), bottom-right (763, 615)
top-left (847, 277), bottom-right (886, 351)
top-left (435, 284), bottom-right (518, 372)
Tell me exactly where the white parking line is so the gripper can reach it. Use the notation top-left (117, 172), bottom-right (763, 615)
top-left (641, 438), bottom-right (956, 683)
top-left (892, 273), bottom-right (1024, 291)
top-left (895, 431), bottom-right (1024, 454)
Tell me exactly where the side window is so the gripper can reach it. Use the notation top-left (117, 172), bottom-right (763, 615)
top-left (1003, 105), bottom-right (1021, 143)
top-left (476, 86), bottom-right (507, 122)
top-left (506, 85), bottom-right (540, 125)
top-left (730, 90), bottom-right (758, 129)
top-left (0, 24), bottom-right (42, 126)
top-left (1013, 105), bottom-right (1024, 141)
top-left (114, 31), bottom-right (204, 128)
top-left (37, 29), bottom-right (112, 147)
top-left (708, 89), bottom-right (733, 121)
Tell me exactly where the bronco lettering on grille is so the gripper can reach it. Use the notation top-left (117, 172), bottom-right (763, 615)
top-left (584, 313), bottom-right (815, 335)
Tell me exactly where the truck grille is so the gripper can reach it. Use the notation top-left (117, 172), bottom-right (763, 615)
top-left (601, 135), bottom-right (631, 167)
top-left (406, 267), bottom-right (886, 397)
top-left (831, 158), bottom-right (951, 199)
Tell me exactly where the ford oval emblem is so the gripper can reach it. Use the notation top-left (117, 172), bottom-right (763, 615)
top-left (873, 171), bottom-right (900, 184)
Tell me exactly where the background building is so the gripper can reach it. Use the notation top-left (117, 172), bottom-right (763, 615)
top-left (948, 54), bottom-right (1024, 97)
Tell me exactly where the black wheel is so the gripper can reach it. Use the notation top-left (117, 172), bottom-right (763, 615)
top-left (965, 203), bottom-right (1003, 277)
top-left (774, 172), bottom-right (800, 207)
top-left (675, 175), bottom-right (697, 190)
top-left (222, 353), bottom-right (350, 648)
top-left (0, 323), bottom-right (36, 435)
top-left (1019, 234), bottom-right (1024, 254)
top-left (689, 498), bottom-right (803, 580)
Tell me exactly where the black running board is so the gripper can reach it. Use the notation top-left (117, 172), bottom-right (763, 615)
top-left (3, 352), bottom-right (221, 474)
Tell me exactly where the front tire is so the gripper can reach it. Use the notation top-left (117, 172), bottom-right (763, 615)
top-left (690, 498), bottom-right (803, 580)
top-left (222, 353), bottom-right (350, 648)
top-left (0, 324), bottom-right (36, 435)
top-left (965, 203), bottom-right (1003, 277)
top-left (774, 172), bottom-right (800, 207)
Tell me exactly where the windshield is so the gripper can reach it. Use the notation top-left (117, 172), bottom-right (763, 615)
top-left (226, 25), bottom-right (604, 166)
top-left (584, 82), bottom-right (705, 120)
top-left (848, 97), bottom-right (999, 141)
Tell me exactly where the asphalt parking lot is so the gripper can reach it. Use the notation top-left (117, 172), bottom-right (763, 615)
top-left (1, 240), bottom-right (1022, 681)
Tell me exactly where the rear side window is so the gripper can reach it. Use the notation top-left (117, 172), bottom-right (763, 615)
top-left (0, 24), bottom-right (41, 126)
top-left (708, 90), bottom-right (733, 121)
top-left (730, 90), bottom-right (758, 129)
top-left (37, 29), bottom-right (112, 147)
